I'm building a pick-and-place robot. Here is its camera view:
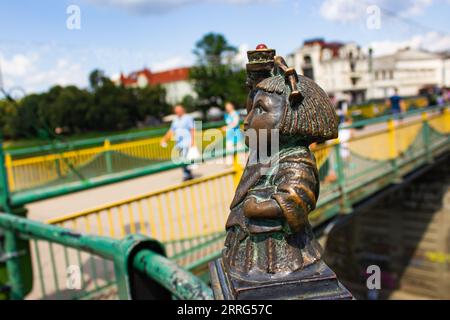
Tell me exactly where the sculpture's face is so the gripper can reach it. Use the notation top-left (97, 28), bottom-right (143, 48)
top-left (244, 89), bottom-right (285, 148)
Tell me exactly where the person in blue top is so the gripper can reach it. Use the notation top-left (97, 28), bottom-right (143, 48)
top-left (222, 102), bottom-right (243, 160)
top-left (161, 105), bottom-right (195, 181)
top-left (387, 88), bottom-right (405, 116)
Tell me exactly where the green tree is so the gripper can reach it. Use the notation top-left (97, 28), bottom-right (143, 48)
top-left (190, 33), bottom-right (247, 114)
top-left (0, 99), bottom-right (18, 138)
top-left (13, 93), bottom-right (43, 138)
top-left (180, 94), bottom-right (197, 113)
top-left (135, 85), bottom-right (170, 120)
top-left (193, 33), bottom-right (237, 66)
top-left (87, 77), bottom-right (137, 131)
top-left (37, 85), bottom-right (91, 134)
top-left (4, 68), bottom-right (171, 140)
top-left (88, 69), bottom-right (108, 90)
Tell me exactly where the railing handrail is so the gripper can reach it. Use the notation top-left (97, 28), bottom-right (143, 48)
top-left (5, 120), bottom-right (227, 157)
top-left (132, 249), bottom-right (213, 300)
top-left (341, 103), bottom-right (447, 129)
top-left (46, 168), bottom-right (236, 225)
top-left (7, 105), bottom-right (449, 207)
top-left (5, 103), bottom-right (446, 161)
top-left (8, 147), bottom-right (244, 206)
top-left (45, 108), bottom-right (450, 226)
top-left (0, 212), bottom-right (213, 300)
top-left (1, 107), bottom-right (448, 300)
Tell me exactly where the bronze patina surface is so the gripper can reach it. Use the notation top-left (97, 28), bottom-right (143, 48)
top-left (209, 44), bottom-right (352, 300)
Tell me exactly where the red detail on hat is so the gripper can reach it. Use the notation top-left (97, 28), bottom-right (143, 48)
top-left (256, 44), bottom-right (268, 50)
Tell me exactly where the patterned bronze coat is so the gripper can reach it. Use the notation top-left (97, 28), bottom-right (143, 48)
top-left (223, 146), bottom-right (322, 276)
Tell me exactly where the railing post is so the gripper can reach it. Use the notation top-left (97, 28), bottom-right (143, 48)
top-left (54, 157), bottom-right (63, 178)
top-left (104, 139), bottom-right (113, 174)
top-left (4, 153), bottom-right (15, 193)
top-left (444, 107), bottom-right (450, 134)
top-left (232, 152), bottom-right (243, 188)
top-left (334, 140), bottom-right (351, 214)
top-left (387, 118), bottom-right (401, 183)
top-left (422, 111), bottom-right (433, 164)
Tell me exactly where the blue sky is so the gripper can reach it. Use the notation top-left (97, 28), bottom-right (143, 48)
top-left (1, 0), bottom-right (450, 94)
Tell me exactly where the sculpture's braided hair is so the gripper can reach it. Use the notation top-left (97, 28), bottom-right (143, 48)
top-left (256, 60), bottom-right (339, 143)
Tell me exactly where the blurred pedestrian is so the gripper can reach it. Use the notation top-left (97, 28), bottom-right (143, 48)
top-left (437, 87), bottom-right (447, 106)
top-left (222, 102), bottom-right (243, 163)
top-left (338, 116), bottom-right (354, 161)
top-left (426, 87), bottom-right (438, 107)
top-left (161, 104), bottom-right (195, 181)
top-left (387, 87), bottom-right (405, 116)
top-left (337, 98), bottom-right (349, 124)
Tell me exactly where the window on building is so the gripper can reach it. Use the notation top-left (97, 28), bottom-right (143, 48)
top-left (304, 55), bottom-right (312, 65)
top-left (303, 55), bottom-right (314, 80)
top-left (303, 67), bottom-right (314, 80)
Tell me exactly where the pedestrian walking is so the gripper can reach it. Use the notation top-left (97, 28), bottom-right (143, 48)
top-left (161, 105), bottom-right (196, 181)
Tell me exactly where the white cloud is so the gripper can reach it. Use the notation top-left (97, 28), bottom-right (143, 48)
top-left (320, 0), bottom-right (363, 22)
top-left (87, 0), bottom-right (277, 14)
top-left (403, 0), bottom-right (432, 15)
top-left (232, 43), bottom-right (249, 68)
top-left (366, 31), bottom-right (450, 56)
top-left (320, 0), bottom-right (434, 23)
top-left (0, 52), bottom-right (86, 94)
top-left (1, 53), bottom-right (38, 77)
top-left (151, 56), bottom-right (189, 71)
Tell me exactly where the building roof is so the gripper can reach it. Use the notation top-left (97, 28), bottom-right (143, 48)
top-left (150, 68), bottom-right (190, 85)
top-left (303, 38), bottom-right (344, 57)
top-left (119, 67), bottom-right (190, 87)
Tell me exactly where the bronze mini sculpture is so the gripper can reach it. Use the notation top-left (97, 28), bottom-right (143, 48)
top-left (209, 45), bottom-right (352, 300)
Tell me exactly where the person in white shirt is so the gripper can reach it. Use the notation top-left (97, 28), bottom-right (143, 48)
top-left (161, 105), bottom-right (195, 181)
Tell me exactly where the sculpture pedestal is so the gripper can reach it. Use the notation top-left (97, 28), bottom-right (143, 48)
top-left (209, 258), bottom-right (353, 300)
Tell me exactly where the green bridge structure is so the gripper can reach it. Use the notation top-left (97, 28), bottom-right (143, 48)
top-left (0, 105), bottom-right (448, 300)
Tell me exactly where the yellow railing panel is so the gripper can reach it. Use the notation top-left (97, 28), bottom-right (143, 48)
top-left (348, 120), bottom-right (423, 160)
top-left (44, 144), bottom-right (332, 245)
top-left (7, 128), bottom-right (228, 192)
top-left (429, 109), bottom-right (450, 134)
top-left (46, 169), bottom-right (236, 242)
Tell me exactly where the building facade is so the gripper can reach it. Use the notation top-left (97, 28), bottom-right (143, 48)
top-left (286, 38), bottom-right (450, 103)
top-left (117, 67), bottom-right (196, 105)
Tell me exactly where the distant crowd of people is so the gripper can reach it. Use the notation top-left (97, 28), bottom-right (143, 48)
top-left (330, 86), bottom-right (450, 126)
top-left (387, 86), bottom-right (450, 116)
top-left (423, 86), bottom-right (450, 108)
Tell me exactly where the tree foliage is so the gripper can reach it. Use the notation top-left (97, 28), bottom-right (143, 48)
top-left (189, 32), bottom-right (247, 113)
top-left (1, 33), bottom-right (249, 140)
top-left (0, 69), bottom-right (170, 139)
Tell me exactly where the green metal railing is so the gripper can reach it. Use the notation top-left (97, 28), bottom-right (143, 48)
top-left (0, 105), bottom-right (449, 300)
top-left (6, 120), bottom-right (226, 158)
top-left (0, 213), bottom-right (213, 300)
top-left (3, 105), bottom-right (448, 207)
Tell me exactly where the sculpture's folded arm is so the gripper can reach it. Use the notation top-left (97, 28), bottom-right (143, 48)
top-left (272, 160), bottom-right (319, 233)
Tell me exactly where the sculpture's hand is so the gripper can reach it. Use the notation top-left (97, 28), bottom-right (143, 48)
top-left (243, 196), bottom-right (283, 220)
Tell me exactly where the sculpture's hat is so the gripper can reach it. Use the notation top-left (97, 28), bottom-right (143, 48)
top-left (246, 44), bottom-right (275, 88)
